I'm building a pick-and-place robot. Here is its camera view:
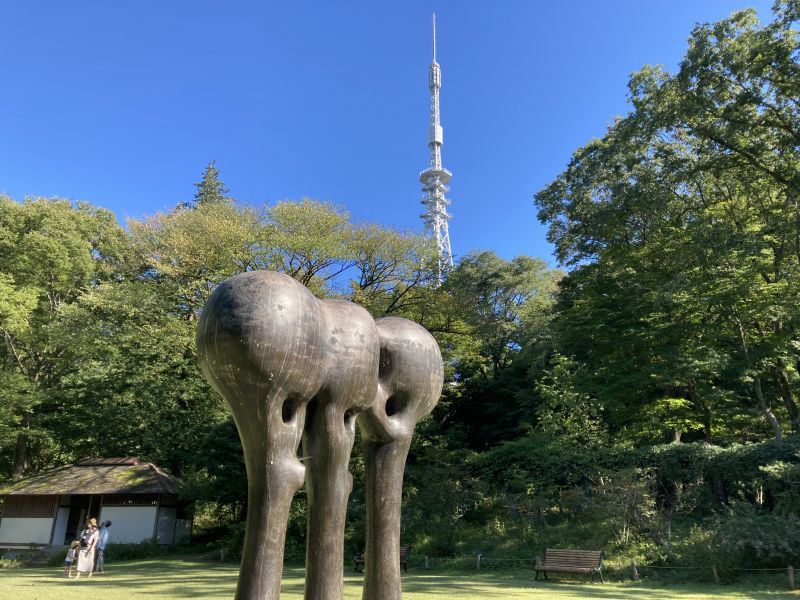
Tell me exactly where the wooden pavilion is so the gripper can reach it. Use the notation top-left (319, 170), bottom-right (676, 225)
top-left (0, 457), bottom-right (191, 548)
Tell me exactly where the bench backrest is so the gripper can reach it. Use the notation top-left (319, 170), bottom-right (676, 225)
top-left (399, 546), bottom-right (410, 560)
top-left (543, 548), bottom-right (603, 568)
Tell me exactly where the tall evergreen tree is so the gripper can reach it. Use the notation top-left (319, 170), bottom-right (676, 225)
top-left (193, 161), bottom-right (231, 207)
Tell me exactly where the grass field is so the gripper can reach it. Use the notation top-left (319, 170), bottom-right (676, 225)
top-left (0, 559), bottom-right (798, 599)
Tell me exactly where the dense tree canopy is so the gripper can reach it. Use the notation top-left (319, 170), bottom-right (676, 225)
top-left (0, 197), bottom-right (125, 475)
top-left (535, 1), bottom-right (800, 443)
top-left (0, 187), bottom-right (442, 476)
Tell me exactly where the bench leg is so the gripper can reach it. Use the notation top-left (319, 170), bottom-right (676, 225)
top-left (535, 570), bottom-right (539, 581)
top-left (599, 570), bottom-right (604, 584)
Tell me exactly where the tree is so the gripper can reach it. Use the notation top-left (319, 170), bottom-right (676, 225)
top-left (265, 199), bottom-right (355, 292)
top-left (192, 161), bottom-right (231, 207)
top-left (446, 251), bottom-right (559, 375)
top-left (536, 354), bottom-right (607, 448)
top-left (535, 2), bottom-right (800, 442)
top-left (50, 280), bottom-right (226, 475)
top-left (431, 251), bottom-right (561, 449)
top-left (128, 200), bottom-right (269, 320)
top-left (0, 196), bottom-right (126, 475)
top-left (347, 224), bottom-right (437, 316)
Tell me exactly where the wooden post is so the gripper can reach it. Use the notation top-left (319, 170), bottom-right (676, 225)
top-left (47, 497), bottom-right (60, 546)
top-left (712, 565), bottom-right (720, 583)
top-left (152, 495), bottom-right (161, 542)
top-left (476, 553), bottom-right (482, 571)
top-left (424, 555), bottom-right (429, 570)
top-left (789, 565), bottom-right (795, 590)
top-left (630, 562), bottom-right (639, 581)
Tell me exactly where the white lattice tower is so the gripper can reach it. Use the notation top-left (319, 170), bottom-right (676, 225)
top-left (419, 13), bottom-right (453, 285)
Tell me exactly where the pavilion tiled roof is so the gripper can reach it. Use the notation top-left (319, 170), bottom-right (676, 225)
top-left (0, 457), bottom-right (181, 496)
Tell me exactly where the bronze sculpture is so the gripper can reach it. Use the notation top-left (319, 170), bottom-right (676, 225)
top-left (197, 271), bottom-right (443, 600)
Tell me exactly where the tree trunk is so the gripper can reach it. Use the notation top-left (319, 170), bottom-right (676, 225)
top-left (711, 470), bottom-right (728, 505)
top-left (732, 316), bottom-right (781, 439)
top-left (11, 412), bottom-right (31, 478)
top-left (687, 380), bottom-right (712, 440)
top-left (772, 366), bottom-right (800, 433)
top-left (754, 376), bottom-right (782, 440)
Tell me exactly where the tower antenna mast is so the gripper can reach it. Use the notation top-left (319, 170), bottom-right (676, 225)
top-left (420, 13), bottom-right (454, 284)
top-left (432, 13), bottom-right (436, 61)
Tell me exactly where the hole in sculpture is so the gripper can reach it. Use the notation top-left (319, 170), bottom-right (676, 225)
top-left (344, 408), bottom-right (357, 432)
top-left (385, 396), bottom-right (400, 417)
top-left (282, 396), bottom-right (301, 424)
top-left (305, 396), bottom-right (320, 430)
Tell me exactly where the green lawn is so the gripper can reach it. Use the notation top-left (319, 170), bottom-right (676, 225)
top-left (0, 559), bottom-right (797, 599)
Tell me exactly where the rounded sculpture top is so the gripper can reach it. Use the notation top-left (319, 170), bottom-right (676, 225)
top-left (358, 316), bottom-right (444, 443)
top-left (197, 270), bottom-right (383, 432)
top-left (196, 271), bottom-right (328, 427)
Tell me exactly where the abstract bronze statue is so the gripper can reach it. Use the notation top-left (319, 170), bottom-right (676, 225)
top-left (197, 271), bottom-right (443, 600)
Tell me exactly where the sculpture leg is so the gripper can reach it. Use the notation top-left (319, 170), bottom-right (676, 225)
top-left (303, 401), bottom-right (359, 600)
top-left (196, 273), bottom-right (330, 600)
top-left (358, 317), bottom-right (444, 600)
top-left (237, 448), bottom-right (304, 600)
top-left (361, 437), bottom-right (411, 600)
top-left (230, 397), bottom-right (308, 600)
top-left (303, 302), bottom-right (379, 600)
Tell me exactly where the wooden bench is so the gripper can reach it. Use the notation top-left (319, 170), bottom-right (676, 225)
top-left (534, 548), bottom-right (604, 583)
top-left (353, 546), bottom-right (411, 573)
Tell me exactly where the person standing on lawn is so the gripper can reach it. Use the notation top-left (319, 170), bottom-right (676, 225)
top-left (64, 540), bottom-right (80, 578)
top-left (94, 520), bottom-right (111, 573)
top-left (74, 518), bottom-right (99, 579)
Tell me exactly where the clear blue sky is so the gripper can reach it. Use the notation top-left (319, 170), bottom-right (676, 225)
top-left (0, 1), bottom-right (775, 266)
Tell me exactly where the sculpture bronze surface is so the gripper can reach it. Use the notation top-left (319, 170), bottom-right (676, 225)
top-left (197, 271), bottom-right (443, 600)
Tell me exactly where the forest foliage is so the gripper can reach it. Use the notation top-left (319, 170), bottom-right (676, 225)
top-left (1, 3), bottom-right (799, 573)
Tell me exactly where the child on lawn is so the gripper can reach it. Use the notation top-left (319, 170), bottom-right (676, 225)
top-left (64, 541), bottom-right (80, 578)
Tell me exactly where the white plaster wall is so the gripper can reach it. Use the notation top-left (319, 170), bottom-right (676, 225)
top-left (0, 517), bottom-right (53, 545)
top-left (52, 508), bottom-right (70, 546)
top-left (98, 507), bottom-right (157, 544)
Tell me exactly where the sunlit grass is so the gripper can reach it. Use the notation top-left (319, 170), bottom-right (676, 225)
top-left (0, 559), bottom-right (797, 599)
